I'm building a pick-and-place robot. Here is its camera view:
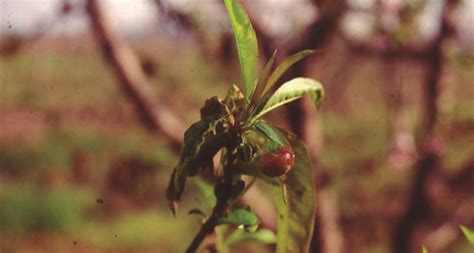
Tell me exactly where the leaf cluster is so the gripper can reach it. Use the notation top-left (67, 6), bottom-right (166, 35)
top-left (165, 0), bottom-right (325, 252)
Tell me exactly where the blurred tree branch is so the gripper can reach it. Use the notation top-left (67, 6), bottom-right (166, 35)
top-left (85, 0), bottom-right (184, 152)
top-left (154, 0), bottom-right (196, 32)
top-left (391, 1), bottom-right (458, 252)
top-left (153, 0), bottom-right (235, 64)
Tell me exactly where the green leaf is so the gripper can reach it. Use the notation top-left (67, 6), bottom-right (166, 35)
top-left (252, 120), bottom-right (290, 151)
top-left (216, 226), bottom-right (230, 253)
top-left (264, 50), bottom-right (315, 96)
top-left (194, 179), bottom-right (216, 206)
top-left (460, 225), bottom-right (474, 245)
top-left (252, 77), bottom-right (324, 122)
top-left (217, 207), bottom-right (260, 227)
top-left (422, 246), bottom-right (429, 253)
top-left (261, 130), bottom-right (316, 253)
top-left (225, 228), bottom-right (276, 246)
top-left (251, 50), bottom-right (277, 105)
top-left (224, 0), bottom-right (259, 100)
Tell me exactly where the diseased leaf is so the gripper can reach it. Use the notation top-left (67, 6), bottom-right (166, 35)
top-left (225, 228), bottom-right (276, 246)
top-left (252, 77), bottom-right (324, 122)
top-left (201, 96), bottom-right (226, 118)
top-left (460, 225), bottom-right (474, 245)
top-left (224, 0), bottom-right (259, 100)
top-left (261, 129), bottom-right (316, 253)
top-left (223, 85), bottom-right (245, 107)
top-left (166, 117), bottom-right (229, 213)
top-left (264, 50), bottom-right (315, 96)
top-left (166, 168), bottom-right (181, 215)
top-left (217, 207), bottom-right (260, 227)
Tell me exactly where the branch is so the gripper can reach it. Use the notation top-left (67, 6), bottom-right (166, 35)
top-left (186, 142), bottom-right (239, 253)
top-left (154, 0), bottom-right (196, 32)
top-left (391, 1), bottom-right (458, 252)
top-left (85, 0), bottom-right (183, 152)
top-left (342, 36), bottom-right (428, 61)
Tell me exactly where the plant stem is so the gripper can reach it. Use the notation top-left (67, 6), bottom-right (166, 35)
top-left (186, 149), bottom-right (237, 253)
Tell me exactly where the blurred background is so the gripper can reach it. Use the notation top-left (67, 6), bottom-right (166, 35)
top-left (1, 0), bottom-right (473, 252)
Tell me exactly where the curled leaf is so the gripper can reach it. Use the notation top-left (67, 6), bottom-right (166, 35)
top-left (166, 116), bottom-right (230, 213)
top-left (201, 96), bottom-right (226, 118)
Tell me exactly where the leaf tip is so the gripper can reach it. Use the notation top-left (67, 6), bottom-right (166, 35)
top-left (169, 201), bottom-right (178, 217)
top-left (422, 245), bottom-right (429, 253)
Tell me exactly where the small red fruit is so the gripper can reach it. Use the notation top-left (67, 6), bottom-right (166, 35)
top-left (261, 146), bottom-right (295, 177)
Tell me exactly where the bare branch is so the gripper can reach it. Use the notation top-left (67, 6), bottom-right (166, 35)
top-left (85, 0), bottom-right (183, 152)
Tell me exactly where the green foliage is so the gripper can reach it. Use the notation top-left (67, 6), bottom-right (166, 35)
top-left (252, 77), bottom-right (324, 121)
top-left (460, 225), bottom-right (474, 245)
top-left (263, 130), bottom-right (316, 253)
top-left (225, 228), bottom-right (276, 246)
top-left (251, 50), bottom-right (277, 105)
top-left (166, 0), bottom-right (324, 251)
top-left (217, 207), bottom-right (259, 228)
top-left (224, 0), bottom-right (259, 100)
top-left (0, 185), bottom-right (90, 232)
top-left (252, 121), bottom-right (290, 151)
top-left (264, 50), bottom-right (315, 96)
